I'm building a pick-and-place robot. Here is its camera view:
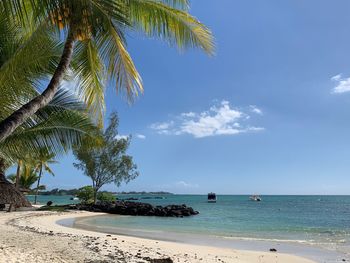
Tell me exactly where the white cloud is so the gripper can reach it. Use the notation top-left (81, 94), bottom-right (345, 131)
top-left (331, 74), bottom-right (341, 81)
top-left (115, 134), bottom-right (128, 140)
top-left (136, 134), bottom-right (146, 139)
top-left (150, 100), bottom-right (264, 138)
top-left (149, 121), bottom-right (174, 134)
top-left (249, 105), bottom-right (263, 115)
top-left (175, 181), bottom-right (199, 188)
top-left (247, 126), bottom-right (265, 132)
top-left (181, 112), bottom-right (196, 118)
top-left (331, 74), bottom-right (350, 94)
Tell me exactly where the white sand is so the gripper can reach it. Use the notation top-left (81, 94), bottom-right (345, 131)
top-left (0, 211), bottom-right (317, 263)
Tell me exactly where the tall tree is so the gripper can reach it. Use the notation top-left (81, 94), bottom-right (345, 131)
top-left (0, 0), bottom-right (214, 142)
top-left (32, 149), bottom-right (57, 204)
top-left (7, 164), bottom-right (41, 191)
top-left (0, 7), bottom-right (98, 208)
top-left (0, 89), bottom-right (98, 208)
top-left (73, 112), bottom-right (138, 203)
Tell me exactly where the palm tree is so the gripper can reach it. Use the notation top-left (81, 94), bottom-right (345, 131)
top-left (0, 6), bottom-right (100, 209)
top-left (32, 150), bottom-right (57, 204)
top-left (0, 0), bottom-right (214, 142)
top-left (0, 89), bottom-right (99, 209)
top-left (8, 164), bottom-right (41, 191)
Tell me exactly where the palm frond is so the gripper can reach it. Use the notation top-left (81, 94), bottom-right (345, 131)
top-left (158, 0), bottom-right (190, 10)
top-left (71, 40), bottom-right (106, 126)
top-left (127, 0), bottom-right (214, 54)
top-left (0, 89), bottom-right (99, 162)
top-left (97, 23), bottom-right (143, 100)
top-left (0, 18), bottom-right (61, 119)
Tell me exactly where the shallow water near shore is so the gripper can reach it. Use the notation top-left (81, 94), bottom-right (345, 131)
top-left (39, 194), bottom-right (350, 262)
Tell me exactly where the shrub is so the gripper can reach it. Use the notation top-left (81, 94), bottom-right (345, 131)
top-left (97, 192), bottom-right (116, 202)
top-left (77, 186), bottom-right (94, 204)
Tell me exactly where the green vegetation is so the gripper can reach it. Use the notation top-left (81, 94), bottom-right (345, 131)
top-left (97, 192), bottom-right (116, 202)
top-left (31, 149), bottom-right (57, 204)
top-left (7, 166), bottom-right (40, 191)
top-left (76, 187), bottom-right (116, 203)
top-left (76, 186), bottom-right (94, 204)
top-left (0, 0), bottom-right (214, 142)
top-left (74, 112), bottom-right (138, 203)
top-left (0, 0), bottom-right (213, 208)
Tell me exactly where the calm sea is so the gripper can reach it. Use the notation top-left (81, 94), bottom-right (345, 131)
top-left (32, 194), bottom-right (350, 260)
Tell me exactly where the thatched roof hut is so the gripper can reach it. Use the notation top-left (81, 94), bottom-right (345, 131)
top-left (0, 174), bottom-right (31, 208)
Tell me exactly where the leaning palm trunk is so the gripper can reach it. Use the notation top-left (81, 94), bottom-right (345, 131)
top-left (0, 30), bottom-right (75, 142)
top-left (34, 165), bottom-right (42, 205)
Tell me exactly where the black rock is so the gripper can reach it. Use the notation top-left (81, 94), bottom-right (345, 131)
top-left (72, 201), bottom-right (199, 218)
top-left (269, 248), bottom-right (277, 252)
top-left (150, 258), bottom-right (174, 263)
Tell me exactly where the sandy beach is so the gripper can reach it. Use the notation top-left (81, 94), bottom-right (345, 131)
top-left (0, 210), bottom-right (317, 263)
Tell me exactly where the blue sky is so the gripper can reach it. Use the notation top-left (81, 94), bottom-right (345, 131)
top-left (26, 0), bottom-right (350, 194)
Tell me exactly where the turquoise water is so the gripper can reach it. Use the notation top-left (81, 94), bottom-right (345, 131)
top-left (43, 194), bottom-right (350, 255)
top-left (26, 195), bottom-right (80, 205)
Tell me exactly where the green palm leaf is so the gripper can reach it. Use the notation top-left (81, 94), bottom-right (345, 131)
top-left (0, 89), bottom-right (99, 162)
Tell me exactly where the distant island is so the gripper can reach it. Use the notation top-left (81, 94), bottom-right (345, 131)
top-left (36, 189), bottom-right (173, 196)
top-left (116, 191), bottom-right (173, 195)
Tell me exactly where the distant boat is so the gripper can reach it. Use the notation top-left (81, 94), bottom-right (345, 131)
top-left (208, 192), bottom-right (217, 203)
top-left (70, 197), bottom-right (79, 201)
top-left (249, 195), bottom-right (261, 202)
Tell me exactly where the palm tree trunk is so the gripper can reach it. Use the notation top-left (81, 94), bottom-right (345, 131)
top-left (0, 158), bottom-right (6, 183)
top-left (15, 160), bottom-right (21, 189)
top-left (34, 165), bottom-right (43, 205)
top-left (0, 158), bottom-right (12, 212)
top-left (0, 30), bottom-right (75, 143)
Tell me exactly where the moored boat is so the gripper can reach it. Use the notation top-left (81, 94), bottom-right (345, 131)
top-left (208, 192), bottom-right (217, 203)
top-left (249, 195), bottom-right (261, 201)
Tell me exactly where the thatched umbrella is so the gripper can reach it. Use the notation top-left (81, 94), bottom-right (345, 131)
top-left (0, 159), bottom-right (31, 209)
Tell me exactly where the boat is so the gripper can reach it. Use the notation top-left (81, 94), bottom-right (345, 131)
top-left (249, 195), bottom-right (261, 201)
top-left (207, 192), bottom-right (217, 203)
top-left (70, 197), bottom-right (79, 201)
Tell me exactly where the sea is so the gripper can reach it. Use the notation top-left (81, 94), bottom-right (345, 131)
top-left (29, 194), bottom-right (350, 262)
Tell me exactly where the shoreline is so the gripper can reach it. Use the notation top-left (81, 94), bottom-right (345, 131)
top-left (62, 214), bottom-right (345, 263)
top-left (0, 210), bottom-right (320, 263)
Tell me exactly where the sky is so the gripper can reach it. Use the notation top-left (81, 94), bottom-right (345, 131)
top-left (23, 0), bottom-right (350, 195)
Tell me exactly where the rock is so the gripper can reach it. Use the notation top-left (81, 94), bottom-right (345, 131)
top-left (269, 248), bottom-right (277, 252)
top-left (46, 201), bottom-right (53, 206)
top-left (150, 258), bottom-right (174, 263)
top-left (71, 201), bottom-right (199, 218)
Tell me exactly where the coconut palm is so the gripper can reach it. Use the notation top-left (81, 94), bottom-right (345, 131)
top-left (0, 7), bottom-right (100, 209)
top-left (32, 149), bottom-right (57, 204)
top-left (0, 0), bottom-right (214, 142)
top-left (0, 89), bottom-right (99, 209)
top-left (7, 165), bottom-right (41, 191)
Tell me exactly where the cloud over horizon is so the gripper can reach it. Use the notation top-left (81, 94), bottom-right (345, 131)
top-left (331, 74), bottom-right (350, 94)
top-left (150, 100), bottom-right (264, 138)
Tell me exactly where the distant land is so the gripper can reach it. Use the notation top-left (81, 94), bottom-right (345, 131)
top-left (115, 191), bottom-right (174, 195)
top-left (36, 189), bottom-right (173, 196)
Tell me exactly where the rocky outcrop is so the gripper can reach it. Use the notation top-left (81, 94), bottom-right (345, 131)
top-left (73, 201), bottom-right (199, 217)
